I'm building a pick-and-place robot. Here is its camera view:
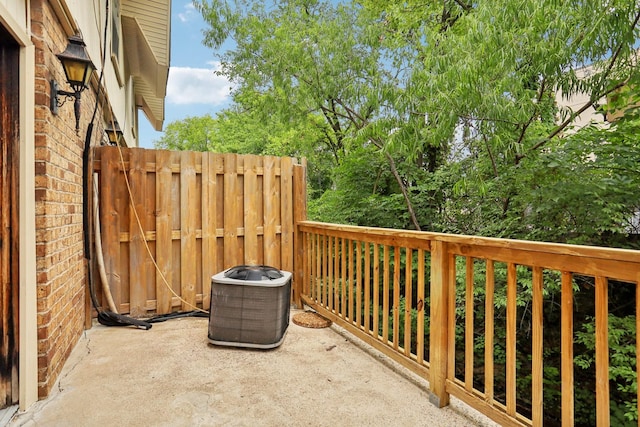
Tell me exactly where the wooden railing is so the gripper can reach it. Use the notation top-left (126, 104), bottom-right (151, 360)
top-left (295, 221), bottom-right (640, 427)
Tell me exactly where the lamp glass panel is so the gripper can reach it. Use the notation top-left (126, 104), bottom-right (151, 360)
top-left (106, 131), bottom-right (119, 144)
top-left (63, 60), bottom-right (91, 88)
top-left (82, 63), bottom-right (95, 86)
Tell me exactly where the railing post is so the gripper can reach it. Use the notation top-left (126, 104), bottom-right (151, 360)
top-left (292, 161), bottom-right (307, 309)
top-left (429, 240), bottom-right (451, 407)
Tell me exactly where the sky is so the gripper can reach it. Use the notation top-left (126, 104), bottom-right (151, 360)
top-left (137, 1), bottom-right (234, 148)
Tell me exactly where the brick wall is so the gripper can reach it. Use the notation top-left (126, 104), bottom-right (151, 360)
top-left (31, 0), bottom-right (106, 398)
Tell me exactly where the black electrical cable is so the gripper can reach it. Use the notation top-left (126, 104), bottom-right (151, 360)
top-left (144, 311), bottom-right (209, 324)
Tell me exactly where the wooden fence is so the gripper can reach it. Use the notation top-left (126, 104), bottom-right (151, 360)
top-left (296, 221), bottom-right (640, 427)
top-left (93, 147), bottom-right (306, 316)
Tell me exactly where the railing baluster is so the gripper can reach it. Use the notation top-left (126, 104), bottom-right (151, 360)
top-left (319, 234), bottom-right (325, 306)
top-left (348, 239), bottom-right (354, 323)
top-left (383, 245), bottom-right (390, 344)
top-left (465, 257), bottom-right (474, 392)
top-left (595, 276), bottom-right (610, 427)
top-left (373, 244), bottom-right (380, 339)
top-left (322, 234), bottom-right (331, 307)
top-left (315, 234), bottom-right (321, 303)
top-left (393, 246), bottom-right (401, 350)
top-left (532, 267), bottom-right (544, 427)
top-left (417, 249), bottom-right (425, 364)
top-left (328, 235), bottom-right (334, 312)
top-left (334, 236), bottom-right (340, 315)
top-left (340, 237), bottom-right (347, 320)
top-left (364, 242), bottom-right (371, 333)
top-left (307, 233), bottom-right (312, 299)
top-left (485, 260), bottom-right (495, 403)
top-left (404, 248), bottom-right (413, 357)
top-left (309, 233), bottom-right (313, 301)
top-left (356, 241), bottom-right (363, 327)
top-left (506, 262), bottom-right (517, 417)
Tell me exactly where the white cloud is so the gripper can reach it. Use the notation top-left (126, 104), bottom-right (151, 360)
top-left (166, 63), bottom-right (233, 106)
top-left (178, 3), bottom-right (197, 23)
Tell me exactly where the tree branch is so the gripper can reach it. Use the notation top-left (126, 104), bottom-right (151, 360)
top-left (452, 0), bottom-right (472, 12)
top-left (522, 79), bottom-right (627, 157)
top-left (483, 134), bottom-right (499, 178)
top-left (334, 98), bottom-right (370, 128)
top-left (518, 8), bottom-right (640, 159)
top-left (513, 77), bottom-right (547, 164)
top-left (370, 137), bottom-right (422, 231)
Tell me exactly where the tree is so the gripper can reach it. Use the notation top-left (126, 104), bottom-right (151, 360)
top-left (195, 0), bottom-right (429, 229)
top-left (359, 0), bottom-right (640, 243)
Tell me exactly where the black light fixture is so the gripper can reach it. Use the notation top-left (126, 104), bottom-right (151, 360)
top-left (50, 34), bottom-right (95, 131)
top-left (105, 120), bottom-right (123, 145)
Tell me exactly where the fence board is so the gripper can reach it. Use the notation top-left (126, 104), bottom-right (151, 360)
top-left (281, 157), bottom-right (294, 274)
top-left (128, 148), bottom-right (147, 316)
top-left (223, 153), bottom-right (240, 269)
top-left (243, 155), bottom-right (259, 265)
top-left (94, 147), bottom-right (303, 316)
top-left (263, 156), bottom-right (278, 267)
top-left (292, 163), bottom-right (307, 307)
top-left (155, 150), bottom-right (172, 313)
top-left (201, 153), bottom-right (216, 309)
top-left (100, 148), bottom-right (121, 308)
top-left (180, 151), bottom-right (197, 310)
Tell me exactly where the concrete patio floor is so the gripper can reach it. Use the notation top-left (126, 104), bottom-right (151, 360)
top-left (10, 308), bottom-right (497, 427)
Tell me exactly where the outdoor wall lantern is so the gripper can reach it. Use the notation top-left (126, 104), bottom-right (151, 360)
top-left (105, 120), bottom-right (123, 145)
top-left (50, 34), bottom-right (95, 131)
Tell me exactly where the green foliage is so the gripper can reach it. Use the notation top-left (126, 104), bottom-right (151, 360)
top-left (308, 146), bottom-right (412, 227)
top-left (575, 314), bottom-right (638, 424)
top-left (358, 0), bottom-right (640, 245)
top-left (377, 296), bottom-right (430, 356)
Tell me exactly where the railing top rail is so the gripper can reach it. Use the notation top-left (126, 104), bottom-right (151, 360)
top-left (297, 220), bottom-right (640, 264)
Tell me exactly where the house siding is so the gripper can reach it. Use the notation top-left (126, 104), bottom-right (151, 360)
top-left (30, 0), bottom-right (104, 398)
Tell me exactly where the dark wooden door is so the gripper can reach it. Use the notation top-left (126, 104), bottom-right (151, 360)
top-left (0, 24), bottom-right (20, 408)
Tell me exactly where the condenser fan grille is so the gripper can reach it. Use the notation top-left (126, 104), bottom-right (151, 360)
top-left (224, 265), bottom-right (283, 281)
